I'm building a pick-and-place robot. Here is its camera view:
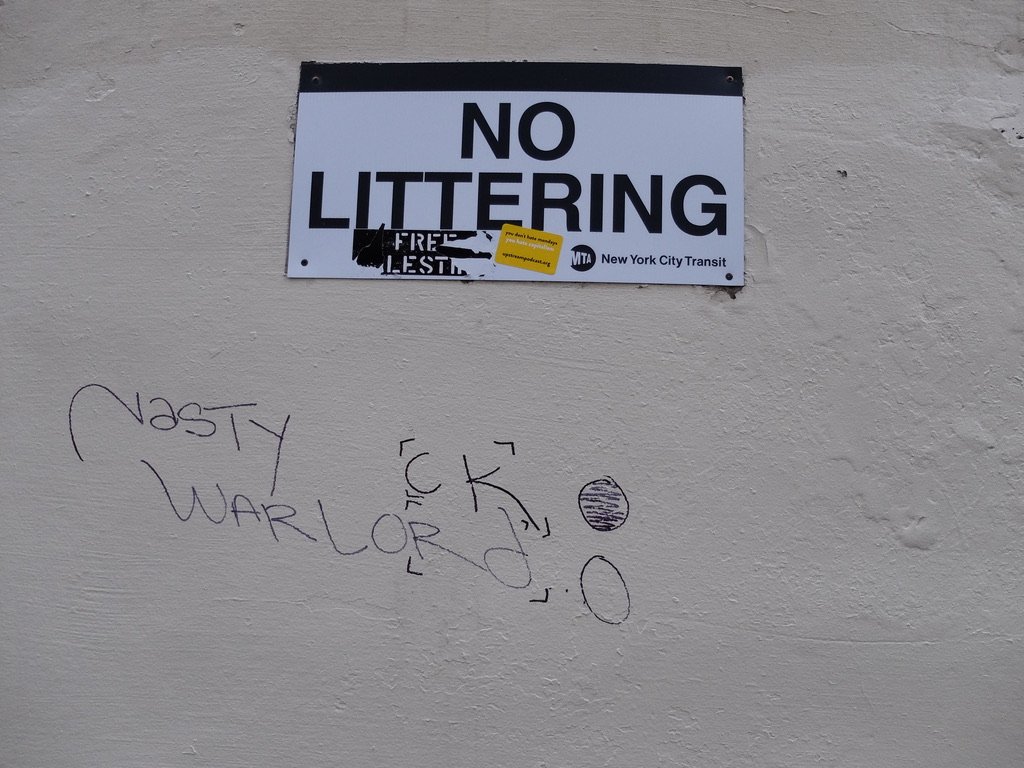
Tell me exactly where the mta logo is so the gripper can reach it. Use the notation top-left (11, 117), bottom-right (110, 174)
top-left (570, 244), bottom-right (596, 272)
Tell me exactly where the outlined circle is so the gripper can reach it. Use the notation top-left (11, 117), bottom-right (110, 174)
top-left (580, 555), bottom-right (631, 625)
top-left (578, 476), bottom-right (629, 531)
top-left (370, 513), bottom-right (408, 554)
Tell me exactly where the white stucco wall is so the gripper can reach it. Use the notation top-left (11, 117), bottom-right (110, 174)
top-left (3, 2), bottom-right (1023, 766)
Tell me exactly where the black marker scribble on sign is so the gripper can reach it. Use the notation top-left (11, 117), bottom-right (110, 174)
top-left (578, 476), bottom-right (629, 532)
top-left (353, 223), bottom-right (386, 268)
top-left (352, 228), bottom-right (493, 276)
top-left (435, 230), bottom-right (494, 260)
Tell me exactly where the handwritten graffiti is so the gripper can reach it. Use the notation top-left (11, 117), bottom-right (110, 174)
top-left (68, 382), bottom-right (633, 624)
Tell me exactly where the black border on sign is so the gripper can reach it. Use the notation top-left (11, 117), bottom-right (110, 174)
top-left (299, 62), bottom-right (742, 97)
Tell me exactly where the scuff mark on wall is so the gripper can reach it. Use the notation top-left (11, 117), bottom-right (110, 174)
top-left (881, 19), bottom-right (992, 51)
top-left (85, 73), bottom-right (115, 102)
top-left (743, 2), bottom-right (824, 17)
top-left (993, 35), bottom-right (1024, 72)
top-left (990, 113), bottom-right (1024, 146)
top-left (744, 222), bottom-right (769, 270)
top-left (898, 516), bottom-right (941, 550)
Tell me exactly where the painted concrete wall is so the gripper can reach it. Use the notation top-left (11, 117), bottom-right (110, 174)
top-left (3, 1), bottom-right (1023, 766)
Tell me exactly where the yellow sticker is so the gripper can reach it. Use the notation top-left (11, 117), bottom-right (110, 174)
top-left (494, 224), bottom-right (563, 275)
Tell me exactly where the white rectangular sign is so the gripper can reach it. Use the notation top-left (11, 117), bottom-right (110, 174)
top-left (287, 62), bottom-right (744, 285)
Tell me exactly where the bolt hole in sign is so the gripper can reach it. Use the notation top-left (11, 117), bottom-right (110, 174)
top-left (287, 62), bottom-right (743, 285)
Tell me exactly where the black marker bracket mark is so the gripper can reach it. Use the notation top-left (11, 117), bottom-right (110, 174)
top-left (406, 556), bottom-right (423, 576)
top-left (494, 440), bottom-right (515, 456)
top-left (520, 516), bottom-right (551, 537)
top-left (529, 588), bottom-right (550, 603)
